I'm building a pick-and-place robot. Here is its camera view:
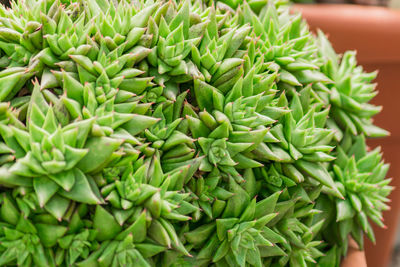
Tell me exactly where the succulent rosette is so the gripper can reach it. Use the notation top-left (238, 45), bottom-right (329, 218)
top-left (0, 0), bottom-right (392, 266)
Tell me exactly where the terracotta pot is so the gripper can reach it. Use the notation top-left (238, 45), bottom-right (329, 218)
top-left (292, 4), bottom-right (400, 267)
top-left (341, 238), bottom-right (367, 267)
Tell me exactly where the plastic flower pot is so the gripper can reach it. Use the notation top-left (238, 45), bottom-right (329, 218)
top-left (293, 4), bottom-right (400, 267)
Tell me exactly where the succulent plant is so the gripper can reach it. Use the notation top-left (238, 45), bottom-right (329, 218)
top-left (0, 0), bottom-right (392, 266)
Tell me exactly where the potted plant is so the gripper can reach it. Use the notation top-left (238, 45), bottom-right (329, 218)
top-left (0, 0), bottom-right (391, 266)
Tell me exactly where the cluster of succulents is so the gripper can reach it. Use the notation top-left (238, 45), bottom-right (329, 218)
top-left (0, 0), bottom-right (391, 266)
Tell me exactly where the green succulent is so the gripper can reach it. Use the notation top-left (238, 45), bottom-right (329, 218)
top-left (317, 32), bottom-right (389, 140)
top-left (329, 134), bottom-right (392, 254)
top-left (0, 0), bottom-right (392, 266)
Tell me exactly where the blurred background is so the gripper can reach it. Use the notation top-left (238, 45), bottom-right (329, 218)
top-left (293, 0), bottom-right (397, 7)
top-left (0, 0), bottom-right (399, 266)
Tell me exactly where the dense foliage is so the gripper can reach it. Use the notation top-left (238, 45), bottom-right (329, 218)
top-left (0, 0), bottom-right (391, 266)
